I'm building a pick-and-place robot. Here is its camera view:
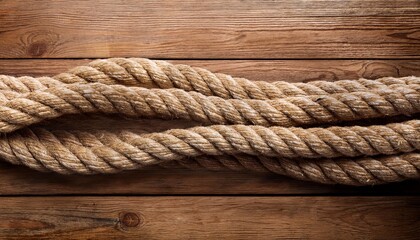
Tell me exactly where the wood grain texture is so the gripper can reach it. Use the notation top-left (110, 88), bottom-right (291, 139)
top-left (0, 197), bottom-right (418, 239)
top-left (0, 0), bottom-right (419, 58)
top-left (0, 59), bottom-right (418, 195)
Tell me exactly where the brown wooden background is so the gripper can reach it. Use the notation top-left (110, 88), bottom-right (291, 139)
top-left (0, 0), bottom-right (419, 239)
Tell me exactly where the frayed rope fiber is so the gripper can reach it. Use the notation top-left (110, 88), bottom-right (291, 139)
top-left (0, 58), bottom-right (419, 186)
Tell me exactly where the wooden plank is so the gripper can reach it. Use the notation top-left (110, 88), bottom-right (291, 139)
top-left (1, 59), bottom-right (419, 81)
top-left (0, 59), bottom-right (419, 195)
top-left (0, 196), bottom-right (418, 239)
top-left (0, 0), bottom-right (419, 59)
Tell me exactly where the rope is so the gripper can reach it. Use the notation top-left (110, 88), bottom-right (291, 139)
top-left (0, 58), bottom-right (419, 186)
top-left (1, 123), bottom-right (418, 177)
top-left (1, 125), bottom-right (418, 185)
top-left (1, 58), bottom-right (418, 99)
top-left (0, 82), bottom-right (418, 133)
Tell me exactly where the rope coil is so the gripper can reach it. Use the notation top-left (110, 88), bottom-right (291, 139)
top-left (0, 58), bottom-right (418, 186)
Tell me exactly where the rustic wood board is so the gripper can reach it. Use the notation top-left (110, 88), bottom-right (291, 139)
top-left (0, 197), bottom-right (418, 239)
top-left (0, 0), bottom-right (419, 58)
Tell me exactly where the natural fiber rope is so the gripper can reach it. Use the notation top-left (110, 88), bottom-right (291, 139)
top-left (0, 58), bottom-right (419, 185)
top-left (0, 83), bottom-right (418, 133)
top-left (1, 122), bottom-right (418, 175)
top-left (1, 125), bottom-right (418, 186)
top-left (1, 58), bottom-right (419, 99)
top-left (3, 124), bottom-right (418, 185)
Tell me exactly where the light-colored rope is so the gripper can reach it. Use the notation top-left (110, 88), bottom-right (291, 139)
top-left (0, 83), bottom-right (418, 133)
top-left (1, 125), bottom-right (418, 185)
top-left (0, 58), bottom-right (419, 186)
top-left (1, 58), bottom-right (419, 99)
top-left (1, 121), bottom-right (418, 175)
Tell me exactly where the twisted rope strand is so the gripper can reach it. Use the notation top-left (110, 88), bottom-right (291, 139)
top-left (1, 58), bottom-right (418, 99)
top-left (0, 82), bottom-right (418, 133)
top-left (0, 121), bottom-right (418, 175)
top-left (1, 125), bottom-right (418, 185)
top-left (62, 58), bottom-right (420, 99)
top-left (137, 120), bottom-right (420, 159)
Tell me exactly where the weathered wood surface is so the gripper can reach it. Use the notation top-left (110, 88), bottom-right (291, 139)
top-left (0, 197), bottom-right (418, 239)
top-left (0, 0), bottom-right (419, 58)
top-left (0, 59), bottom-right (419, 195)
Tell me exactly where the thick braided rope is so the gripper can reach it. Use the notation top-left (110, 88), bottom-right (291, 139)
top-left (0, 121), bottom-right (418, 175)
top-left (0, 58), bottom-right (419, 99)
top-left (163, 153), bottom-right (420, 186)
top-left (0, 82), bottom-right (418, 133)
